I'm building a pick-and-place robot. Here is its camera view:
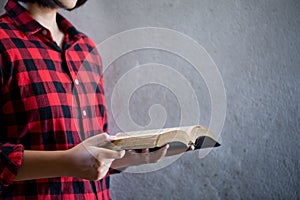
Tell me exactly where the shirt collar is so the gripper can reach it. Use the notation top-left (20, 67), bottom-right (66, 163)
top-left (4, 0), bottom-right (85, 41)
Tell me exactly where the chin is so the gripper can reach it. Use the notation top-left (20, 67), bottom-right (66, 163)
top-left (61, 0), bottom-right (77, 9)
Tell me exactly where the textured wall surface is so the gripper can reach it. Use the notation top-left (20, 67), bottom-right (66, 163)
top-left (1, 0), bottom-right (299, 199)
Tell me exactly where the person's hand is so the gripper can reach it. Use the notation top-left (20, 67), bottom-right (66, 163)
top-left (110, 144), bottom-right (169, 170)
top-left (64, 133), bottom-right (125, 180)
top-left (129, 144), bottom-right (170, 166)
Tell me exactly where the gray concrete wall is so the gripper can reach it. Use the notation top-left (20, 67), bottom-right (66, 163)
top-left (1, 0), bottom-right (299, 199)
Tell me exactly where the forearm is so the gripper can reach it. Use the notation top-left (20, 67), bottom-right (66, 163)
top-left (15, 150), bottom-right (70, 181)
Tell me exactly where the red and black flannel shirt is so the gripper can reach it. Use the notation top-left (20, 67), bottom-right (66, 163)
top-left (0, 0), bottom-right (114, 199)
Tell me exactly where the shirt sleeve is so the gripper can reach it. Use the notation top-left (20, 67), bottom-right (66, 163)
top-left (0, 46), bottom-right (24, 186)
top-left (0, 143), bottom-right (24, 186)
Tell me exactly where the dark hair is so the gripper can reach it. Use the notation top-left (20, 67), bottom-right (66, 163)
top-left (18, 0), bottom-right (87, 10)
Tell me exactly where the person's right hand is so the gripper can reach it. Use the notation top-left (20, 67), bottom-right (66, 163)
top-left (64, 133), bottom-right (125, 180)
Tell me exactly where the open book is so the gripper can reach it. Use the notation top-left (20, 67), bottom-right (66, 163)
top-left (103, 125), bottom-right (220, 153)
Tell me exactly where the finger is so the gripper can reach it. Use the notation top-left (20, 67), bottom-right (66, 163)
top-left (186, 145), bottom-right (195, 151)
top-left (160, 144), bottom-right (169, 156)
top-left (149, 147), bottom-right (162, 152)
top-left (84, 133), bottom-right (115, 146)
top-left (153, 144), bottom-right (169, 152)
top-left (141, 148), bottom-right (149, 154)
top-left (161, 144), bottom-right (169, 150)
top-left (157, 144), bottom-right (169, 160)
top-left (145, 154), bottom-right (150, 164)
top-left (149, 144), bottom-right (169, 163)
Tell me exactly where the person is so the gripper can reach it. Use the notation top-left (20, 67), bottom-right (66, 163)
top-left (0, 0), bottom-right (169, 199)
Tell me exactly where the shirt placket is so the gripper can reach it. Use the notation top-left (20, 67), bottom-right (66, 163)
top-left (62, 49), bottom-right (87, 140)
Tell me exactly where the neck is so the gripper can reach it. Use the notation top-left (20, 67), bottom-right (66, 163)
top-left (19, 1), bottom-right (60, 35)
top-left (19, 1), bottom-right (65, 48)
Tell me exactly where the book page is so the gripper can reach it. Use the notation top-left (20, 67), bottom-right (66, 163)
top-left (115, 126), bottom-right (197, 139)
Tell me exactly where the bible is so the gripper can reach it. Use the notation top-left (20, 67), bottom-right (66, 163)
top-left (103, 125), bottom-right (220, 153)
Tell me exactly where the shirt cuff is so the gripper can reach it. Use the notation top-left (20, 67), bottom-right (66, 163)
top-left (109, 167), bottom-right (126, 175)
top-left (0, 143), bottom-right (24, 186)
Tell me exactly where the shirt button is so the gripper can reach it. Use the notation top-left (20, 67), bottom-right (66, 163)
top-left (42, 29), bottom-right (47, 35)
top-left (75, 79), bottom-right (79, 85)
top-left (82, 110), bottom-right (87, 117)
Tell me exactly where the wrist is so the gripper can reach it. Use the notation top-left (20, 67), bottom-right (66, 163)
top-left (48, 150), bottom-right (72, 178)
top-left (61, 149), bottom-right (76, 177)
top-left (15, 150), bottom-right (74, 181)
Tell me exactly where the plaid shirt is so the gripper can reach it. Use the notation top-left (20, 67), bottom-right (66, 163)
top-left (0, 0), bottom-right (114, 199)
